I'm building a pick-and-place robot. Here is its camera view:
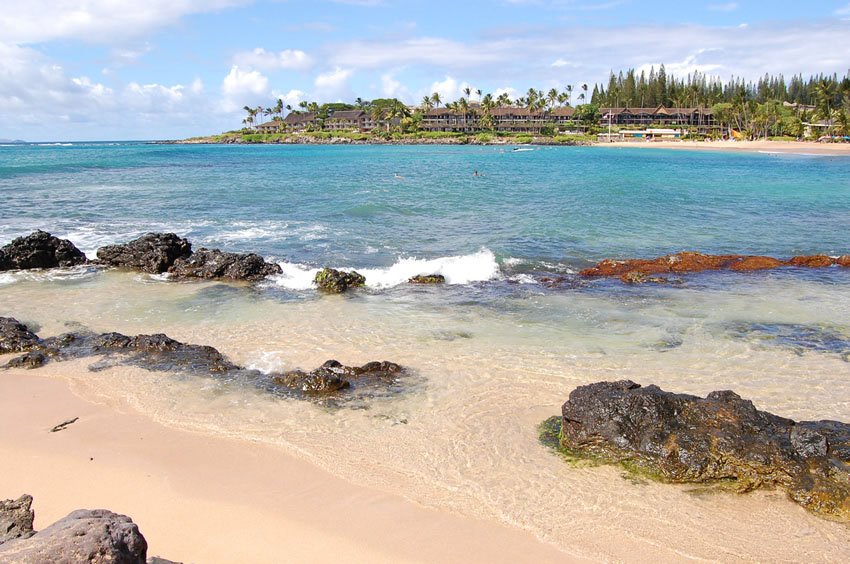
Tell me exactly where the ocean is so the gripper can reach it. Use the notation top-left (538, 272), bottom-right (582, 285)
top-left (2, 142), bottom-right (850, 560)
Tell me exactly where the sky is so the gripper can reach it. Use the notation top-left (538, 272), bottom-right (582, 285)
top-left (1, 0), bottom-right (849, 141)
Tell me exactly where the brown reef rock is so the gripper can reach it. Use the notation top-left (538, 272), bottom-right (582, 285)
top-left (581, 251), bottom-right (846, 281)
top-left (555, 380), bottom-right (850, 520)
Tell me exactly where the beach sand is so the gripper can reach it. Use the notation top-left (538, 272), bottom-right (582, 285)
top-left (597, 139), bottom-right (850, 156)
top-left (0, 368), bottom-right (577, 564)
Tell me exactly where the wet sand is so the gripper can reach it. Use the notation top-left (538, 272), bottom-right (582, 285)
top-left (0, 369), bottom-right (575, 563)
top-left (597, 139), bottom-right (850, 156)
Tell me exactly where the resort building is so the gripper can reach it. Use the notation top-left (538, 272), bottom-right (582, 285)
top-left (598, 128), bottom-right (683, 142)
top-left (420, 106), bottom-right (575, 134)
top-left (599, 106), bottom-right (717, 132)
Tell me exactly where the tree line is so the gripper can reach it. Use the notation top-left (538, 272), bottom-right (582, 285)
top-left (240, 66), bottom-right (850, 139)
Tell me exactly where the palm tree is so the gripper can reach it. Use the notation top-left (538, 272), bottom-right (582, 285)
top-left (496, 92), bottom-right (511, 107)
top-left (355, 97), bottom-right (366, 109)
top-left (458, 97), bottom-right (470, 131)
top-left (547, 88), bottom-right (559, 110)
top-left (476, 88), bottom-right (482, 102)
top-left (463, 86), bottom-right (472, 100)
top-left (581, 84), bottom-right (588, 105)
top-left (480, 93), bottom-right (495, 130)
top-left (421, 95), bottom-right (434, 111)
top-left (565, 85), bottom-right (573, 106)
top-left (430, 92), bottom-right (442, 108)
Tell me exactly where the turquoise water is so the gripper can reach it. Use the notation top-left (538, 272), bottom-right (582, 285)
top-left (2, 143), bottom-right (849, 271)
top-left (3, 142), bottom-right (850, 560)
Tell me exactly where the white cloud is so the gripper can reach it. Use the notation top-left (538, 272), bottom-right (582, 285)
top-left (272, 89), bottom-right (307, 109)
top-left (493, 87), bottom-right (519, 101)
top-left (426, 76), bottom-right (477, 103)
top-left (232, 48), bottom-right (314, 71)
top-left (329, 37), bottom-right (503, 70)
top-left (222, 66), bottom-right (269, 97)
top-left (551, 58), bottom-right (577, 68)
top-left (837, 3), bottom-right (850, 17)
top-left (220, 65), bottom-right (270, 112)
top-left (0, 0), bottom-right (248, 44)
top-left (314, 67), bottom-right (353, 99)
top-left (380, 73), bottom-right (411, 100)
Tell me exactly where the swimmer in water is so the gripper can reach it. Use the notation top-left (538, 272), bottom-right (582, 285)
top-left (394, 173), bottom-right (405, 180)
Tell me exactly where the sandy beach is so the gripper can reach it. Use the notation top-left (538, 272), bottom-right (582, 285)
top-left (0, 367), bottom-right (576, 563)
top-left (598, 139), bottom-right (850, 156)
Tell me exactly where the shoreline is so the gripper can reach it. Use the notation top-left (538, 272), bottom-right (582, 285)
top-left (0, 367), bottom-right (577, 564)
top-left (168, 136), bottom-right (850, 156)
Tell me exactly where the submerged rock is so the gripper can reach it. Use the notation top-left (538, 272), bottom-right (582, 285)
top-left (0, 230), bottom-right (87, 271)
top-left (726, 322), bottom-right (850, 361)
top-left (620, 271), bottom-right (681, 285)
top-left (0, 495), bottom-right (35, 545)
top-left (97, 233), bottom-right (192, 274)
top-left (0, 508), bottom-right (147, 563)
top-left (314, 268), bottom-right (366, 293)
top-left (0, 317), bottom-right (41, 354)
top-left (3, 320), bottom-right (409, 404)
top-left (581, 251), bottom-right (846, 281)
top-left (408, 274), bottom-right (445, 284)
top-left (271, 359), bottom-right (404, 395)
top-left (556, 380), bottom-right (850, 520)
top-left (168, 248), bottom-right (281, 281)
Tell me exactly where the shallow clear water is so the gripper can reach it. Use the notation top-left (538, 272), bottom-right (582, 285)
top-left (2, 143), bottom-right (850, 561)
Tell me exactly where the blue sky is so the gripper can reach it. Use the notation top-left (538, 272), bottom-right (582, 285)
top-left (1, 0), bottom-right (849, 140)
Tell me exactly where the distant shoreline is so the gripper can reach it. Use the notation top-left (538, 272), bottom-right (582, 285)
top-left (167, 135), bottom-right (850, 156)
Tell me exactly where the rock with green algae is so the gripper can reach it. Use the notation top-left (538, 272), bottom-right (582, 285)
top-left (314, 268), bottom-right (366, 293)
top-left (408, 274), bottom-right (446, 284)
top-left (552, 380), bottom-right (850, 521)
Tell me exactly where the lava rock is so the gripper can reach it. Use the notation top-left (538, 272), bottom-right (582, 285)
top-left (0, 231), bottom-right (87, 270)
top-left (168, 248), bottom-right (281, 281)
top-left (0, 509), bottom-right (147, 563)
top-left (0, 317), bottom-right (41, 354)
top-left (5, 350), bottom-right (48, 369)
top-left (0, 495), bottom-right (35, 545)
top-left (314, 268), bottom-right (366, 293)
top-left (271, 359), bottom-right (404, 394)
top-left (97, 233), bottom-right (192, 274)
top-left (408, 274), bottom-right (445, 284)
top-left (558, 380), bottom-right (850, 520)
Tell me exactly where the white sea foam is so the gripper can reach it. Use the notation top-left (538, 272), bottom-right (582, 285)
top-left (510, 273), bottom-right (538, 285)
top-left (0, 273), bottom-right (15, 285)
top-left (270, 249), bottom-right (501, 291)
top-left (270, 262), bottom-right (321, 290)
top-left (359, 249), bottom-right (501, 288)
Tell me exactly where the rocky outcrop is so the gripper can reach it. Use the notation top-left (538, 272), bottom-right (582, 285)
top-left (314, 268), bottom-right (366, 293)
top-left (408, 274), bottom-right (445, 284)
top-left (555, 380), bottom-right (850, 520)
top-left (0, 231), bottom-right (87, 271)
top-left (272, 359), bottom-right (403, 395)
top-left (0, 317), bottom-right (41, 354)
top-left (96, 234), bottom-right (281, 282)
top-left (3, 318), bottom-right (408, 404)
top-left (0, 508), bottom-right (147, 563)
top-left (97, 233), bottom-right (192, 274)
top-left (168, 248), bottom-right (281, 281)
top-left (581, 251), bottom-right (847, 281)
top-left (0, 495), bottom-right (35, 545)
